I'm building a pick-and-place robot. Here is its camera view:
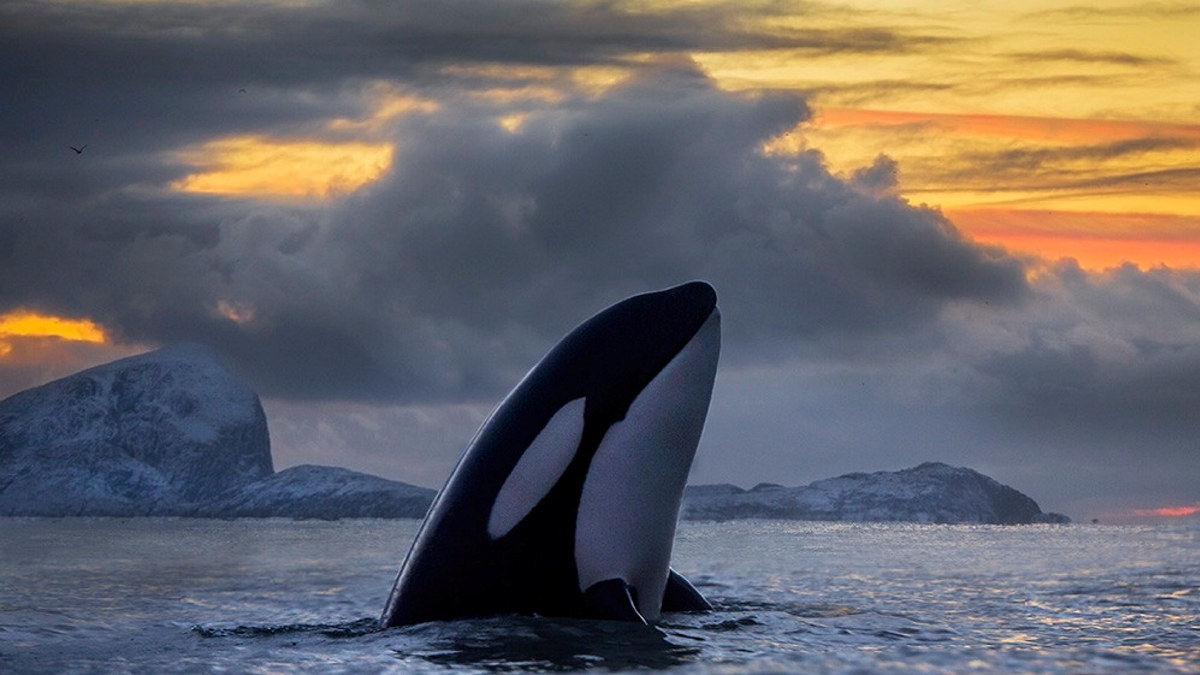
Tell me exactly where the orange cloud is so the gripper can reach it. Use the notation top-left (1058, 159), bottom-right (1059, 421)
top-left (327, 84), bottom-right (440, 133)
top-left (0, 310), bottom-right (107, 344)
top-left (173, 135), bottom-right (393, 200)
top-left (798, 108), bottom-right (1200, 270)
top-left (951, 209), bottom-right (1200, 269)
top-left (0, 310), bottom-right (109, 364)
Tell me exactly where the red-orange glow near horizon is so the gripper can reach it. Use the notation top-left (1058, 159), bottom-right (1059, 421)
top-left (1131, 503), bottom-right (1200, 518)
top-left (951, 209), bottom-right (1200, 270)
top-left (797, 108), bottom-right (1200, 270)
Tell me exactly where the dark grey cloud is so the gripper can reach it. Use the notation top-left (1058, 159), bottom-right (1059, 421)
top-left (0, 0), bottom-right (1030, 406)
top-left (0, 0), bottom-right (954, 91)
top-left (338, 63), bottom-right (1024, 366)
top-left (979, 262), bottom-right (1200, 443)
top-left (950, 262), bottom-right (1200, 512)
top-left (0, 0), bottom-right (969, 211)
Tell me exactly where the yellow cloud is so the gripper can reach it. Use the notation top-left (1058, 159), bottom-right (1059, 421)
top-left (440, 63), bottom-right (631, 100)
top-left (328, 84), bottom-right (440, 133)
top-left (0, 311), bottom-right (108, 344)
top-left (497, 113), bottom-right (530, 133)
top-left (173, 135), bottom-right (393, 200)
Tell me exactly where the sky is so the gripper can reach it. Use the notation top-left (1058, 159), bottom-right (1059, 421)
top-left (1, 0), bottom-right (1198, 523)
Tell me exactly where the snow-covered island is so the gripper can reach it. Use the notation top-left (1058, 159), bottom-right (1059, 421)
top-left (1, 346), bottom-right (1066, 523)
top-left (683, 463), bottom-right (1069, 524)
top-left (0, 345), bottom-right (430, 517)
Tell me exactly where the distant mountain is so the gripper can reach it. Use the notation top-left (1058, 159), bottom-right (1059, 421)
top-left (682, 462), bottom-right (1069, 524)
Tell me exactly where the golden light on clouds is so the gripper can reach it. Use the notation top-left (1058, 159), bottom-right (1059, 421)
top-left (812, 109), bottom-right (1200, 145)
top-left (0, 310), bottom-right (109, 358)
top-left (798, 108), bottom-right (1200, 268)
top-left (571, 64), bottom-right (636, 96)
top-left (954, 211), bottom-right (1200, 270)
top-left (696, 0), bottom-right (1200, 271)
top-left (142, 0), bottom-right (1197, 269)
top-left (328, 84), bottom-right (440, 133)
top-left (441, 63), bottom-right (632, 102)
top-left (497, 113), bottom-right (530, 133)
top-left (800, 109), bottom-right (1200, 213)
top-left (0, 311), bottom-right (107, 344)
top-left (173, 136), bottom-right (393, 200)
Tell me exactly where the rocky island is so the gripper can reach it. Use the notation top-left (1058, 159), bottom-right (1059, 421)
top-left (682, 463), bottom-right (1069, 524)
top-left (0, 345), bottom-right (430, 517)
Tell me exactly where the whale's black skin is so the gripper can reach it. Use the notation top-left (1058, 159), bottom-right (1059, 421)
top-left (381, 281), bottom-right (720, 628)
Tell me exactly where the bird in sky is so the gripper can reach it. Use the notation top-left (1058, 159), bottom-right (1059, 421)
top-left (69, 144), bottom-right (87, 154)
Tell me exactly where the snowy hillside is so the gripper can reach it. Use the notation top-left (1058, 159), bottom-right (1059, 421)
top-left (681, 462), bottom-right (1069, 524)
top-left (0, 345), bottom-right (272, 516)
top-left (202, 465), bottom-right (434, 518)
top-left (0, 345), bottom-right (438, 518)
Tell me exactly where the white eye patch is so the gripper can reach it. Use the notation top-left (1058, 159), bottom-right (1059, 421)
top-left (487, 397), bottom-right (587, 539)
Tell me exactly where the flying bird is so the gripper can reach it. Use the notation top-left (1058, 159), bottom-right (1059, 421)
top-left (69, 144), bottom-right (87, 154)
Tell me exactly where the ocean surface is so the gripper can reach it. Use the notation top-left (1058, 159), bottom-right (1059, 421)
top-left (1, 518), bottom-right (1196, 674)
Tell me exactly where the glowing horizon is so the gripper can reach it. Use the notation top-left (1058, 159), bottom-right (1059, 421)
top-left (1130, 502), bottom-right (1200, 518)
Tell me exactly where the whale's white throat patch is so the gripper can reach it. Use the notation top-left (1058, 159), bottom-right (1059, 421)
top-left (487, 397), bottom-right (587, 539)
top-left (574, 309), bottom-right (720, 620)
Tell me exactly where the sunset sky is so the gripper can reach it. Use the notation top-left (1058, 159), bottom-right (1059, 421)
top-left (2, 0), bottom-right (1198, 523)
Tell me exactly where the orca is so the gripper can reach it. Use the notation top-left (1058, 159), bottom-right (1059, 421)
top-left (380, 281), bottom-right (720, 628)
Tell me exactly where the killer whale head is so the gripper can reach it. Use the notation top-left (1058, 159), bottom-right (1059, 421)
top-left (381, 281), bottom-right (720, 628)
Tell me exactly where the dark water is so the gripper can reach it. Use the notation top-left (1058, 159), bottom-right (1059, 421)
top-left (1, 518), bottom-right (1196, 673)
